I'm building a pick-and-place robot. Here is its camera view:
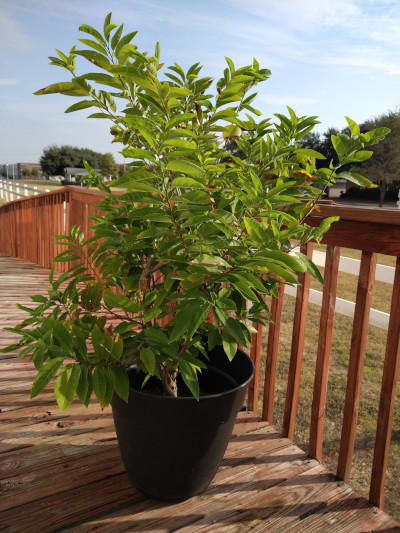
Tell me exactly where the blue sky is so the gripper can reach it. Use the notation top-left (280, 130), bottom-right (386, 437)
top-left (0, 0), bottom-right (399, 165)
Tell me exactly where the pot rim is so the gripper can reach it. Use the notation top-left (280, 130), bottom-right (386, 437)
top-left (125, 348), bottom-right (255, 402)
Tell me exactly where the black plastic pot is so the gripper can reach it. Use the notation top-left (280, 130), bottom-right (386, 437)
top-left (111, 345), bottom-right (254, 500)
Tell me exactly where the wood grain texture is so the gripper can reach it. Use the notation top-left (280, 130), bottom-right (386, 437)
top-left (305, 210), bottom-right (400, 255)
top-left (248, 321), bottom-right (263, 413)
top-left (282, 241), bottom-right (313, 440)
top-left (336, 251), bottom-right (377, 483)
top-left (262, 283), bottom-right (285, 424)
top-left (370, 256), bottom-right (400, 508)
top-left (309, 245), bottom-right (341, 461)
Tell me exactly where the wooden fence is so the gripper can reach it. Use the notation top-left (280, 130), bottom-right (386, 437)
top-left (0, 188), bottom-right (399, 510)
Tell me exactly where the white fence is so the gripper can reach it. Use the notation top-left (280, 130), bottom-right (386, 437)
top-left (287, 249), bottom-right (394, 330)
top-left (0, 178), bottom-right (49, 202)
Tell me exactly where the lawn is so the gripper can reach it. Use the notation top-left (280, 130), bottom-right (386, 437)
top-left (0, 180), bottom-right (64, 206)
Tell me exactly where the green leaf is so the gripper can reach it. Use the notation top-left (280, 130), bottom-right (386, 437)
top-left (104, 23), bottom-right (118, 41)
top-left (179, 360), bottom-right (199, 400)
top-left (79, 24), bottom-right (106, 46)
top-left (111, 24), bottom-right (124, 50)
top-left (163, 138), bottom-right (196, 150)
top-left (77, 38), bottom-right (108, 55)
top-left (54, 364), bottom-right (81, 412)
top-left (34, 82), bottom-right (88, 97)
top-left (151, 40), bottom-right (160, 61)
top-left (71, 324), bottom-right (87, 359)
top-left (167, 160), bottom-right (203, 176)
top-left (225, 56), bottom-right (235, 74)
top-left (101, 369), bottom-right (115, 408)
top-left (294, 252), bottom-right (324, 284)
top-left (233, 281), bottom-right (258, 302)
top-left (112, 366), bottom-right (130, 403)
top-left (261, 250), bottom-right (305, 272)
top-left (140, 347), bottom-right (156, 374)
top-left (31, 357), bottom-right (64, 399)
top-left (145, 327), bottom-right (169, 345)
top-left (169, 314), bottom-right (190, 343)
top-left (223, 317), bottom-right (248, 346)
top-left (115, 31), bottom-right (138, 57)
top-left (64, 100), bottom-right (99, 113)
top-left (331, 133), bottom-right (350, 159)
top-left (74, 49), bottom-right (110, 67)
top-left (121, 147), bottom-right (156, 162)
top-left (42, 318), bottom-right (71, 351)
top-left (337, 171), bottom-right (373, 187)
top-left (93, 367), bottom-right (106, 403)
top-left (76, 365), bottom-right (92, 407)
top-left (222, 330), bottom-right (237, 362)
top-left (166, 113), bottom-right (196, 129)
top-left (342, 151), bottom-right (373, 164)
top-left (345, 116), bottom-right (360, 136)
top-left (295, 148), bottom-right (326, 160)
top-left (171, 177), bottom-right (207, 189)
top-left (103, 290), bottom-right (140, 313)
top-left (208, 328), bottom-right (221, 351)
top-left (103, 12), bottom-right (112, 34)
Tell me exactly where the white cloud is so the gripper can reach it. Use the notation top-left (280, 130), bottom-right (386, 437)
top-left (0, 10), bottom-right (36, 50)
top-left (0, 78), bottom-right (19, 86)
top-left (389, 67), bottom-right (400, 76)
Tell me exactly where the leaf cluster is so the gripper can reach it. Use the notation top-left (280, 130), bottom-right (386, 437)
top-left (3, 13), bottom-right (390, 408)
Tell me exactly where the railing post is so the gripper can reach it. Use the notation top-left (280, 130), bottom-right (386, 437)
top-left (309, 245), bottom-right (341, 462)
top-left (336, 251), bottom-right (377, 483)
top-left (369, 256), bottom-right (400, 508)
top-left (262, 283), bottom-right (285, 424)
top-left (282, 242), bottom-right (313, 439)
top-left (248, 321), bottom-right (263, 413)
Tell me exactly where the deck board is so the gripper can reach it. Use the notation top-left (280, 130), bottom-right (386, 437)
top-left (0, 253), bottom-right (398, 533)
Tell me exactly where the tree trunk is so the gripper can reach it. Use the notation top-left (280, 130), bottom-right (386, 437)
top-left (161, 365), bottom-right (178, 397)
top-left (379, 178), bottom-right (387, 208)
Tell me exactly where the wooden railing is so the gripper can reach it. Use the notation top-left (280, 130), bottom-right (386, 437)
top-left (0, 188), bottom-right (399, 510)
top-left (0, 187), bottom-right (109, 271)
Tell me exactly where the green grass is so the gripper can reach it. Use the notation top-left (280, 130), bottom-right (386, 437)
top-left (258, 280), bottom-right (400, 520)
top-left (0, 180), bottom-right (64, 206)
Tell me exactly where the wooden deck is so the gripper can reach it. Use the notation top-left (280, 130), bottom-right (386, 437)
top-left (1, 254), bottom-right (398, 533)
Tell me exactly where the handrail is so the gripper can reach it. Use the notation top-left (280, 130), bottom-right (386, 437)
top-left (0, 187), bottom-right (399, 511)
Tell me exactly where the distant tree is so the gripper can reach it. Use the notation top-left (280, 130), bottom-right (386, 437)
top-left (100, 152), bottom-right (119, 178)
top-left (301, 127), bottom-right (340, 168)
top-left (302, 110), bottom-right (399, 206)
top-left (118, 163), bottom-right (126, 177)
top-left (21, 168), bottom-right (38, 178)
top-left (40, 145), bottom-right (103, 176)
top-left (223, 138), bottom-right (245, 160)
top-left (351, 109), bottom-right (400, 206)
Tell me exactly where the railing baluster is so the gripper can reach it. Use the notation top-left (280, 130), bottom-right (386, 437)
top-left (282, 242), bottom-right (313, 439)
top-left (337, 250), bottom-right (377, 483)
top-left (262, 284), bottom-right (285, 424)
top-left (309, 245), bottom-right (341, 462)
top-left (248, 322), bottom-right (263, 413)
top-left (369, 256), bottom-right (400, 508)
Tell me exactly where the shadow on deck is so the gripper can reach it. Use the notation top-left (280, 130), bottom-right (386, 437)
top-left (1, 254), bottom-right (398, 533)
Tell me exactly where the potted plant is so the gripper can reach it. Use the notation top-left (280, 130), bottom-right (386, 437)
top-left (2, 14), bottom-right (388, 500)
